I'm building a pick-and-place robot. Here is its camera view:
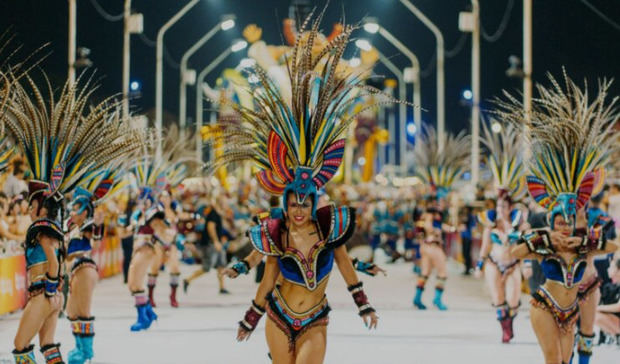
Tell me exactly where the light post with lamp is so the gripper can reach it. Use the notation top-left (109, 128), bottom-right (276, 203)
top-left (179, 14), bottom-right (236, 132)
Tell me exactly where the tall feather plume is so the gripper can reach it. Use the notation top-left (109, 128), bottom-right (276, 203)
top-left (205, 6), bottom-right (413, 194)
top-left (134, 124), bottom-right (200, 193)
top-left (494, 70), bottom-right (619, 195)
top-left (413, 125), bottom-right (471, 189)
top-left (480, 119), bottom-right (526, 200)
top-left (1, 71), bottom-right (151, 194)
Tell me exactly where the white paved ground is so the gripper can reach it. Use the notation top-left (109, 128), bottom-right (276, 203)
top-left (1, 259), bottom-right (618, 364)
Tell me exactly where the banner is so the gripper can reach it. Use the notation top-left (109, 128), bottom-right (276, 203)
top-left (0, 255), bottom-right (26, 316)
top-left (92, 235), bottom-right (123, 279)
top-left (0, 235), bottom-right (123, 316)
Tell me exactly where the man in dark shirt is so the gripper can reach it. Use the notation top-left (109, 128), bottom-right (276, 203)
top-left (183, 202), bottom-right (229, 294)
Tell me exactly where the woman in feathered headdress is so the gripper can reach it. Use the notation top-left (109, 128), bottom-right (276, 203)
top-left (474, 121), bottom-right (529, 343)
top-left (2, 73), bottom-right (146, 364)
top-left (499, 72), bottom-right (619, 364)
top-left (126, 126), bottom-right (199, 331)
top-left (206, 7), bottom-right (409, 362)
top-left (146, 125), bottom-right (200, 309)
top-left (412, 125), bottom-right (470, 311)
top-left (64, 164), bottom-right (132, 364)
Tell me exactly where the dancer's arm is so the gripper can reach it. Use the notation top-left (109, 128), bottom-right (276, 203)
top-left (39, 234), bottom-right (62, 310)
top-left (334, 245), bottom-right (378, 329)
top-left (221, 250), bottom-right (264, 278)
top-left (236, 256), bottom-right (280, 341)
top-left (475, 227), bottom-right (492, 276)
top-left (207, 220), bottom-right (222, 252)
top-left (597, 302), bottom-right (620, 313)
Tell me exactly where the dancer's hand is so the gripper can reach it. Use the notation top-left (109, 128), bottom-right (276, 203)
top-left (474, 268), bottom-right (482, 279)
top-left (565, 236), bottom-right (583, 249)
top-left (47, 294), bottom-right (62, 312)
top-left (236, 326), bottom-right (252, 341)
top-left (362, 311), bottom-right (379, 330)
top-left (220, 268), bottom-right (239, 279)
top-left (368, 265), bottom-right (387, 277)
top-left (549, 231), bottom-right (568, 250)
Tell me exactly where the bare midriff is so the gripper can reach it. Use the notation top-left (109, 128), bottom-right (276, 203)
top-left (541, 280), bottom-right (579, 308)
top-left (277, 276), bottom-right (330, 313)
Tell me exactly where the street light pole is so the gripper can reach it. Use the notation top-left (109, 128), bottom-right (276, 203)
top-left (376, 50), bottom-right (406, 173)
top-left (471, 0), bottom-right (480, 186)
top-left (195, 48), bottom-right (233, 161)
top-left (180, 15), bottom-right (235, 133)
top-left (523, 0), bottom-right (532, 125)
top-left (155, 0), bottom-right (200, 158)
top-left (122, 0), bottom-right (132, 121)
top-left (398, 0), bottom-right (445, 150)
top-left (68, 0), bottom-right (76, 86)
top-left (374, 27), bottom-right (422, 135)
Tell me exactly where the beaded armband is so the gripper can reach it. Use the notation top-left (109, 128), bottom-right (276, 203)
top-left (519, 229), bottom-right (554, 255)
top-left (348, 282), bottom-right (375, 316)
top-left (232, 260), bottom-right (250, 275)
top-left (476, 257), bottom-right (487, 270)
top-left (352, 258), bottom-right (377, 276)
top-left (575, 226), bottom-right (607, 254)
top-left (239, 300), bottom-right (265, 332)
top-left (45, 273), bottom-right (59, 297)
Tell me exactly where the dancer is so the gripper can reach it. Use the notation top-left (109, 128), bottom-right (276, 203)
top-left (412, 126), bottom-right (471, 311)
top-left (4, 74), bottom-right (144, 363)
top-left (127, 128), bottom-right (191, 331)
top-left (65, 169), bottom-right (128, 364)
top-left (475, 123), bottom-right (529, 343)
top-left (146, 126), bottom-right (198, 307)
top-left (498, 72), bottom-right (619, 364)
top-left (570, 191), bottom-right (616, 364)
top-left (205, 10), bottom-right (410, 362)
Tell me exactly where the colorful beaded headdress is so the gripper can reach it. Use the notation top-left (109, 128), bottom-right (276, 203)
top-left (413, 125), bottom-right (471, 200)
top-left (495, 71), bottom-right (619, 227)
top-left (481, 121), bottom-right (526, 202)
top-left (2, 73), bottom-right (147, 232)
top-left (207, 8), bottom-right (408, 218)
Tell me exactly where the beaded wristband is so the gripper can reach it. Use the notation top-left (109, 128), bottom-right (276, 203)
top-left (239, 300), bottom-right (265, 332)
top-left (45, 273), bottom-right (59, 297)
top-left (232, 260), bottom-right (250, 275)
top-left (352, 258), bottom-right (377, 276)
top-left (348, 282), bottom-right (375, 316)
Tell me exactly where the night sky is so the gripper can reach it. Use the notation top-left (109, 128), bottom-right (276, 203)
top-left (1, 0), bottom-right (619, 133)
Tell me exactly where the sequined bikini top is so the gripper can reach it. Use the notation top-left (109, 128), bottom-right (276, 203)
top-left (540, 253), bottom-right (588, 288)
top-left (248, 205), bottom-right (355, 291)
top-left (479, 209), bottom-right (522, 246)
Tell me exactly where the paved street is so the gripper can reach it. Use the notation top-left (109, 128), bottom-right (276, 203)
top-left (1, 260), bottom-right (618, 363)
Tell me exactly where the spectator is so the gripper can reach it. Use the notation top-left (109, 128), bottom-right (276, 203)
top-left (595, 258), bottom-right (620, 343)
top-left (3, 160), bottom-right (28, 197)
top-left (183, 196), bottom-right (228, 294)
top-left (459, 205), bottom-right (476, 275)
top-left (608, 183), bottom-right (620, 229)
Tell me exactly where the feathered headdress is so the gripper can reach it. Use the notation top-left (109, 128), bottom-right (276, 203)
top-left (494, 71), bottom-right (619, 227)
top-left (480, 120), bottom-right (526, 202)
top-left (1, 73), bottom-right (148, 236)
top-left (413, 125), bottom-right (471, 200)
top-left (134, 125), bottom-right (199, 203)
top-left (0, 131), bottom-right (14, 174)
top-left (206, 8), bottom-right (409, 218)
